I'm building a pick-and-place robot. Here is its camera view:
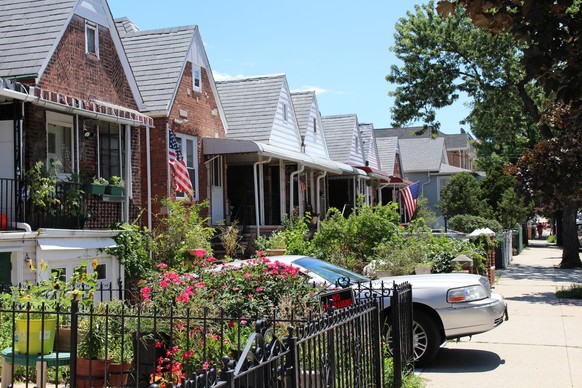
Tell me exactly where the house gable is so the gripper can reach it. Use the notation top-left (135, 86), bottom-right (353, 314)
top-left (322, 114), bottom-right (366, 166)
top-left (291, 91), bottom-right (330, 160)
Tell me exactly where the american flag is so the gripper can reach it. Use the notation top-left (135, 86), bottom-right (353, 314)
top-left (168, 129), bottom-right (194, 197)
top-left (401, 182), bottom-right (420, 221)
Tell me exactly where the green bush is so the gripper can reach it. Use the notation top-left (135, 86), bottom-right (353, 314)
top-left (311, 199), bottom-right (401, 272)
top-left (448, 214), bottom-right (503, 235)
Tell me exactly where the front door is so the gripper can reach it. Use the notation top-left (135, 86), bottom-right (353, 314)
top-left (210, 157), bottom-right (224, 225)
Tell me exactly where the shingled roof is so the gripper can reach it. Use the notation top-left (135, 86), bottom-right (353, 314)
top-left (399, 137), bottom-right (446, 173)
top-left (0, 0), bottom-right (77, 78)
top-left (115, 18), bottom-right (196, 113)
top-left (216, 74), bottom-right (286, 143)
top-left (322, 114), bottom-right (365, 165)
top-left (376, 136), bottom-right (399, 176)
top-left (290, 91), bottom-right (314, 137)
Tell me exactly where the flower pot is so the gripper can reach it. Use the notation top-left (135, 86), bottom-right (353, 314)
top-left (108, 362), bottom-right (132, 387)
top-left (266, 248), bottom-right (286, 256)
top-left (14, 317), bottom-right (57, 354)
top-left (415, 265), bottom-right (432, 275)
top-left (76, 357), bottom-right (110, 388)
top-left (106, 185), bottom-right (124, 196)
top-left (55, 326), bottom-right (72, 352)
top-left (89, 183), bottom-right (107, 195)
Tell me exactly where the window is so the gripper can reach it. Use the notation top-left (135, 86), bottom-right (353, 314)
top-left (99, 124), bottom-right (124, 179)
top-left (85, 22), bottom-right (99, 57)
top-left (175, 133), bottom-right (199, 201)
top-left (192, 64), bottom-right (202, 92)
top-left (47, 112), bottom-right (74, 176)
top-left (313, 118), bottom-right (317, 133)
top-left (283, 104), bottom-right (288, 121)
top-left (95, 264), bottom-right (107, 280)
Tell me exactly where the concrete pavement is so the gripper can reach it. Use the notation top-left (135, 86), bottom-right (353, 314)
top-left (418, 240), bottom-right (582, 388)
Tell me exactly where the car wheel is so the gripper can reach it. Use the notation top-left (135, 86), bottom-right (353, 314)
top-left (384, 310), bottom-right (441, 367)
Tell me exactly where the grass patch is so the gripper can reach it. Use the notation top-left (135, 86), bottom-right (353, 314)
top-left (384, 357), bottom-right (425, 388)
top-left (556, 284), bottom-right (582, 299)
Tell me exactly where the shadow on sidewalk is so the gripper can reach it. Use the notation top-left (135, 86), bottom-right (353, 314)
top-left (420, 347), bottom-right (504, 373)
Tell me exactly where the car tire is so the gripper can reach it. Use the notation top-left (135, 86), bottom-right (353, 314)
top-left (384, 309), bottom-right (441, 367)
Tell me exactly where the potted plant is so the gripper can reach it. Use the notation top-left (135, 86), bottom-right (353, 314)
top-left (76, 304), bottom-right (110, 388)
top-left (89, 177), bottom-right (109, 195)
top-left (106, 176), bottom-right (124, 196)
top-left (263, 230), bottom-right (287, 256)
top-left (105, 299), bottom-right (133, 387)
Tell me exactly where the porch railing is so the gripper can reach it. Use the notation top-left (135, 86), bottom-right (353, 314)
top-left (0, 177), bottom-right (128, 230)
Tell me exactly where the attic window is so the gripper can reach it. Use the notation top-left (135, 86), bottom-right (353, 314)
top-left (85, 21), bottom-right (99, 57)
top-left (313, 118), bottom-right (317, 133)
top-left (192, 64), bottom-right (202, 92)
top-left (283, 104), bottom-right (288, 121)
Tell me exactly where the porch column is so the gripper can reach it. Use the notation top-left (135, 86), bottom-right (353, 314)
top-left (254, 157), bottom-right (271, 237)
top-left (279, 160), bottom-right (286, 223)
top-left (146, 124), bottom-right (152, 231)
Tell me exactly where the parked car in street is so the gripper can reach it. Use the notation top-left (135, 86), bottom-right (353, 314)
top-left (220, 255), bottom-right (508, 366)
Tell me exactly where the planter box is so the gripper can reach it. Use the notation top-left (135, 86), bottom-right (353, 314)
top-left (266, 248), bottom-right (286, 256)
top-left (106, 185), bottom-right (124, 196)
top-left (88, 183), bottom-right (107, 195)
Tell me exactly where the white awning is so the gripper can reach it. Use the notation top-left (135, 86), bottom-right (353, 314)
top-left (37, 237), bottom-right (117, 251)
top-left (203, 138), bottom-right (367, 175)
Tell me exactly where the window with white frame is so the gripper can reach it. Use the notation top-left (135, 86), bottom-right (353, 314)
top-left (47, 112), bottom-right (74, 176)
top-left (283, 104), bottom-right (288, 121)
top-left (437, 176), bottom-right (451, 201)
top-left (192, 64), bottom-right (202, 92)
top-left (98, 123), bottom-right (124, 180)
top-left (175, 133), bottom-right (199, 201)
top-left (85, 21), bottom-right (99, 57)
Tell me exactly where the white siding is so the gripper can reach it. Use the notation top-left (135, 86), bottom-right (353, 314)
top-left (269, 87), bottom-right (302, 152)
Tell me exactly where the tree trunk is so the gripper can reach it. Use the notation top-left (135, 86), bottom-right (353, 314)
top-left (555, 210), bottom-right (563, 246)
top-left (559, 200), bottom-right (582, 268)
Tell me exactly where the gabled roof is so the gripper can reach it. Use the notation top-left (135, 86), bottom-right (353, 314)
top-left (115, 18), bottom-right (197, 113)
top-left (376, 136), bottom-right (399, 176)
top-left (216, 74), bottom-right (286, 142)
top-left (399, 137), bottom-right (446, 173)
top-left (290, 91), bottom-right (314, 137)
top-left (321, 114), bottom-right (365, 165)
top-left (0, 0), bottom-right (77, 78)
top-left (375, 126), bottom-right (445, 139)
top-left (438, 163), bottom-right (472, 174)
top-left (444, 133), bottom-right (473, 150)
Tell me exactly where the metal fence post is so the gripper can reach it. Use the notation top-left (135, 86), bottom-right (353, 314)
top-left (70, 299), bottom-right (79, 388)
top-left (285, 326), bottom-right (299, 388)
top-left (370, 299), bottom-right (383, 388)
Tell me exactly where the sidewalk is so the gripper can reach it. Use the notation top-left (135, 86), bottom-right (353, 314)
top-left (418, 240), bottom-right (582, 388)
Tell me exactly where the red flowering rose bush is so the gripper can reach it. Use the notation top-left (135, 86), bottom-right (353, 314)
top-left (136, 250), bottom-right (320, 383)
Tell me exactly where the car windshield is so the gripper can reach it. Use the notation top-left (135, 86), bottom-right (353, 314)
top-left (293, 257), bottom-right (370, 284)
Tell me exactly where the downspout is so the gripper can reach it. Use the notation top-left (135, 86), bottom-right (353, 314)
top-left (316, 171), bottom-right (327, 230)
top-left (124, 124), bottom-right (131, 222)
top-left (289, 162), bottom-right (305, 217)
top-left (75, 114), bottom-right (80, 174)
top-left (146, 124), bottom-right (152, 232)
top-left (254, 157), bottom-right (271, 237)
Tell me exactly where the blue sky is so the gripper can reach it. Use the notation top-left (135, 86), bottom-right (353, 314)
top-left (108, 1), bottom-right (470, 135)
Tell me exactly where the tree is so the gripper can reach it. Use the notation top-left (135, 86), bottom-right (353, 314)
top-left (437, 172), bottom-right (492, 218)
top-left (437, 0), bottom-right (582, 267)
top-left (386, 1), bottom-right (540, 167)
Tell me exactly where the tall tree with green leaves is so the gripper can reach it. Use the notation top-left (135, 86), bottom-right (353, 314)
top-left (437, 172), bottom-right (492, 218)
top-left (387, 1), bottom-right (540, 168)
top-left (436, 0), bottom-right (582, 267)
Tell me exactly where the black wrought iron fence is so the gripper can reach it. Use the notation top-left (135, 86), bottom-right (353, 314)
top-left (0, 281), bottom-right (413, 388)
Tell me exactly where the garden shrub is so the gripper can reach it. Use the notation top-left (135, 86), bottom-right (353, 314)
top-left (311, 199), bottom-right (401, 272)
top-left (449, 214), bottom-right (503, 235)
top-left (153, 198), bottom-right (215, 266)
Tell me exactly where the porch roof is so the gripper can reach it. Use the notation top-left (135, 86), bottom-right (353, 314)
top-left (203, 138), bottom-right (365, 176)
top-left (0, 77), bottom-right (154, 127)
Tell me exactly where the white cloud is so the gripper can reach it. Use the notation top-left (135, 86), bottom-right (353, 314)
top-left (291, 86), bottom-right (328, 95)
top-left (212, 72), bottom-right (247, 81)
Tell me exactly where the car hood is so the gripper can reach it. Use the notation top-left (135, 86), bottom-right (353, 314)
top-left (374, 273), bottom-right (487, 289)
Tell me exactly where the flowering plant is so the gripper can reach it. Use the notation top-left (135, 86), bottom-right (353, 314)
top-left (10, 259), bottom-right (99, 320)
top-left (138, 249), bottom-right (320, 379)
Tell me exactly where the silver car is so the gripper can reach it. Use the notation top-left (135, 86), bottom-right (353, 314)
top-left (253, 255), bottom-right (508, 366)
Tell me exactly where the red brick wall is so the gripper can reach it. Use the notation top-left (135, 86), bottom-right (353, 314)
top-left (39, 15), bottom-right (137, 109)
top-left (21, 15), bottom-right (145, 227)
top-left (141, 63), bottom-right (226, 227)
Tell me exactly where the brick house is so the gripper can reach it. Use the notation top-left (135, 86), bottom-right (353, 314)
top-left (0, 0), bottom-right (153, 286)
top-left (115, 17), bottom-right (227, 228)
